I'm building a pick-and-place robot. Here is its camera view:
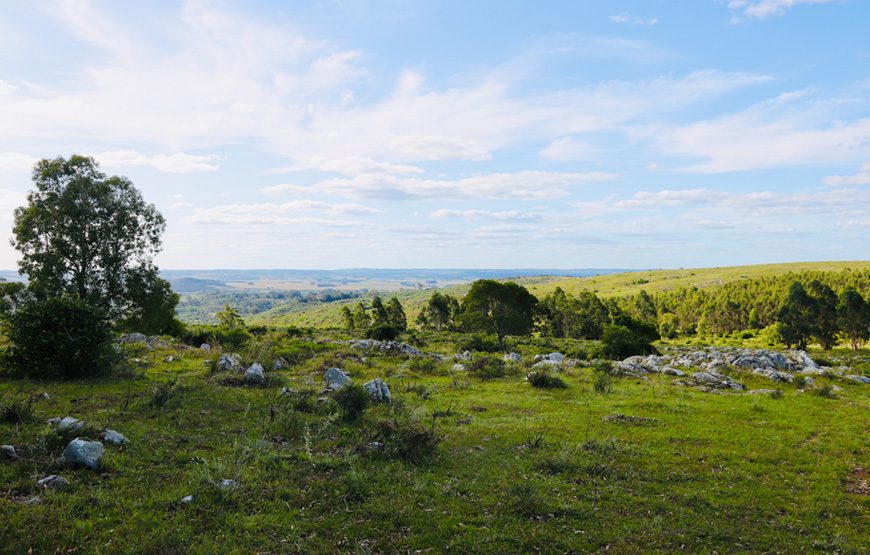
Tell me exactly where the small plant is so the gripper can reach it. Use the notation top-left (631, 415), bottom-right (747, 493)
top-left (333, 384), bottom-right (370, 420)
top-left (365, 324), bottom-right (401, 341)
top-left (407, 357), bottom-right (437, 374)
top-left (523, 429), bottom-right (546, 450)
top-left (526, 370), bottom-right (567, 389)
top-left (793, 376), bottom-right (808, 389)
top-left (379, 418), bottom-right (441, 463)
top-left (268, 403), bottom-right (307, 442)
top-left (593, 369), bottom-right (613, 394)
top-left (467, 356), bottom-right (505, 379)
top-left (456, 334), bottom-right (502, 353)
top-left (535, 447), bottom-right (579, 475)
top-left (504, 482), bottom-right (547, 517)
top-left (150, 379), bottom-right (178, 409)
top-left (341, 468), bottom-right (370, 502)
top-left (812, 384), bottom-right (837, 399)
top-left (770, 389), bottom-right (784, 399)
top-left (0, 393), bottom-right (36, 424)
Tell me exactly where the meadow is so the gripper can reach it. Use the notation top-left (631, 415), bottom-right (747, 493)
top-left (2, 330), bottom-right (868, 553)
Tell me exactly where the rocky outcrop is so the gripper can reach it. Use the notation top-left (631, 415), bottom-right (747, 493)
top-left (364, 378), bottom-right (391, 402)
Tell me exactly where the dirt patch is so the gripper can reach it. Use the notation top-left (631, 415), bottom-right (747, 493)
top-left (845, 467), bottom-right (868, 495)
top-left (603, 413), bottom-right (657, 426)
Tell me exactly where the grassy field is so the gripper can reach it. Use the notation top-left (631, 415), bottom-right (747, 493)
top-left (2, 332), bottom-right (868, 553)
top-left (247, 261), bottom-right (870, 329)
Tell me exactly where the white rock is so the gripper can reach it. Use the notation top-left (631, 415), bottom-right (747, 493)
top-left (200, 343), bottom-right (211, 351)
top-left (62, 439), bottom-right (104, 469)
top-left (324, 367), bottom-right (352, 390)
top-left (55, 417), bottom-right (85, 433)
top-left (100, 429), bottom-right (128, 445)
top-left (1, 445), bottom-right (17, 459)
top-left (37, 475), bottom-right (69, 490)
top-left (180, 495), bottom-right (194, 504)
top-left (217, 479), bottom-right (238, 491)
top-left (504, 352), bottom-right (522, 362)
top-left (244, 363), bottom-right (266, 385)
top-left (363, 378), bottom-right (391, 403)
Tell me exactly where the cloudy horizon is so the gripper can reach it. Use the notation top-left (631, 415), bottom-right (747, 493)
top-left (1, 0), bottom-right (868, 269)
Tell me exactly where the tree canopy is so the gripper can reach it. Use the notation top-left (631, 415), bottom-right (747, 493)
top-left (459, 280), bottom-right (537, 345)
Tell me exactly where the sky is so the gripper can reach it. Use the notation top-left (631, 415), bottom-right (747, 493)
top-left (0, 0), bottom-right (868, 270)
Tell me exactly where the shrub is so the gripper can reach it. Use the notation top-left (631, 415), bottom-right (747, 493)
top-left (268, 405), bottom-right (306, 442)
top-left (5, 297), bottom-right (116, 379)
top-left (593, 369), bottom-right (613, 394)
top-left (456, 334), bottom-right (501, 353)
top-left (407, 357), bottom-right (437, 374)
top-left (0, 393), bottom-right (36, 424)
top-left (379, 419), bottom-right (441, 463)
top-left (812, 384), bottom-right (837, 399)
top-left (504, 482), bottom-right (547, 517)
top-left (366, 324), bottom-right (401, 341)
top-left (600, 324), bottom-right (656, 359)
top-left (180, 324), bottom-right (251, 350)
top-left (527, 370), bottom-right (567, 389)
top-left (150, 379), bottom-right (178, 408)
top-left (333, 384), bottom-right (370, 420)
top-left (467, 356), bottom-right (506, 379)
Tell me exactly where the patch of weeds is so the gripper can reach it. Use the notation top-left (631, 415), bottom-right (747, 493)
top-left (333, 384), bottom-right (370, 421)
top-left (535, 447), bottom-right (580, 475)
top-left (467, 356), bottom-right (506, 379)
top-left (407, 357), bottom-right (437, 374)
top-left (341, 468), bottom-right (370, 503)
top-left (402, 381), bottom-right (435, 399)
top-left (267, 404), bottom-right (307, 443)
top-left (603, 413), bottom-right (657, 426)
top-left (150, 379), bottom-right (178, 409)
top-left (526, 370), bottom-right (567, 389)
top-left (593, 369), bottom-right (613, 394)
top-left (812, 384), bottom-right (837, 399)
top-left (523, 429), bottom-right (546, 450)
top-left (504, 482), bottom-right (547, 518)
top-left (0, 393), bottom-right (38, 424)
top-left (793, 376), bottom-right (808, 388)
top-left (378, 418), bottom-right (441, 464)
top-left (770, 389), bottom-right (784, 399)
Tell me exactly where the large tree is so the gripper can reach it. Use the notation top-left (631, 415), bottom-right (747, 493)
top-left (777, 282), bottom-right (817, 350)
top-left (12, 155), bottom-right (168, 320)
top-left (459, 280), bottom-right (537, 346)
top-left (837, 287), bottom-right (870, 351)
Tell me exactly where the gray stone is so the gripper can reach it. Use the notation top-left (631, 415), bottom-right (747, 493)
top-left (324, 367), bottom-right (352, 390)
top-left (100, 429), bottom-right (128, 446)
top-left (451, 363), bottom-right (467, 372)
top-left (533, 359), bottom-right (562, 369)
top-left (504, 352), bottom-right (522, 362)
top-left (200, 343), bottom-right (211, 351)
top-left (216, 353), bottom-right (241, 372)
top-left (118, 333), bottom-right (148, 344)
top-left (244, 363), bottom-right (266, 385)
top-left (747, 389), bottom-right (778, 395)
top-left (56, 417), bottom-right (85, 433)
top-left (62, 438), bottom-right (104, 469)
top-left (1, 444), bottom-right (17, 459)
top-left (845, 375), bottom-right (870, 384)
top-left (543, 352), bottom-right (564, 363)
top-left (37, 475), bottom-right (69, 490)
top-left (180, 495), bottom-right (194, 504)
top-left (455, 351), bottom-right (472, 361)
top-left (273, 357), bottom-right (288, 370)
top-left (21, 496), bottom-right (42, 506)
top-left (363, 378), bottom-right (391, 403)
top-left (217, 479), bottom-right (238, 491)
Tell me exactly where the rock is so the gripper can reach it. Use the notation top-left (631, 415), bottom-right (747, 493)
top-left (365, 441), bottom-right (384, 451)
top-left (163, 355), bottom-right (176, 363)
top-left (543, 352), bottom-right (564, 363)
top-left (363, 378), bottom-right (391, 402)
top-left (324, 367), bottom-right (352, 390)
top-left (752, 368), bottom-right (794, 382)
top-left (1, 445), bottom-right (17, 459)
top-left (533, 360), bottom-right (561, 369)
top-left (37, 475), bottom-right (69, 490)
top-left (216, 353), bottom-right (241, 372)
top-left (845, 375), bottom-right (870, 384)
top-left (803, 377), bottom-right (816, 387)
top-left (62, 439), bottom-right (104, 469)
top-left (347, 339), bottom-right (428, 357)
top-left (691, 371), bottom-right (743, 390)
top-left (273, 357), bottom-right (288, 371)
top-left (455, 351), bottom-right (472, 361)
top-left (451, 363), bottom-right (466, 372)
top-left (180, 495), bottom-right (194, 504)
top-left (747, 389), bottom-right (778, 395)
top-left (217, 479), bottom-right (238, 491)
top-left (100, 429), bottom-right (128, 445)
top-left (244, 363), bottom-right (266, 385)
top-left (55, 417), bottom-right (85, 433)
top-left (21, 496), bottom-right (42, 506)
top-left (504, 352), bottom-right (522, 362)
top-left (200, 343), bottom-right (211, 351)
top-left (118, 333), bottom-right (147, 344)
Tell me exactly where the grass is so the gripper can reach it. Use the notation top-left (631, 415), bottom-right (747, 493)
top-left (1, 333), bottom-right (869, 553)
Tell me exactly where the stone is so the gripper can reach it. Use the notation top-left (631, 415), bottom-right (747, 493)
top-left (55, 417), bottom-right (85, 433)
top-left (1, 444), bottom-right (17, 459)
top-left (21, 496), bottom-right (42, 506)
top-left (200, 343), bottom-right (211, 351)
top-left (365, 441), bottom-right (384, 451)
top-left (62, 438), bottom-right (104, 469)
top-left (543, 352), bottom-right (564, 363)
top-left (273, 357), bottom-right (288, 370)
top-left (504, 352), bottom-right (522, 362)
top-left (216, 353), bottom-right (241, 372)
top-left (845, 375), bottom-right (870, 384)
top-left (217, 479), bottom-right (238, 491)
top-left (451, 363), bottom-right (467, 372)
top-left (747, 389), bottom-right (778, 395)
top-left (100, 429), bottom-right (128, 446)
top-left (533, 360), bottom-right (561, 369)
top-left (324, 367), bottom-right (352, 390)
top-left (244, 363), bottom-right (266, 385)
top-left (363, 378), bottom-right (391, 403)
top-left (37, 475), bottom-right (69, 490)
top-left (118, 333), bottom-right (147, 344)
top-left (455, 351), bottom-right (472, 361)
top-left (180, 495), bottom-right (194, 504)
top-left (163, 355), bottom-right (176, 363)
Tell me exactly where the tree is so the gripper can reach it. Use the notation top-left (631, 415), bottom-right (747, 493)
top-left (837, 287), bottom-right (870, 351)
top-left (216, 303), bottom-right (244, 329)
top-left (424, 292), bottom-right (459, 330)
top-left (747, 307), bottom-right (760, 329)
top-left (117, 267), bottom-right (182, 335)
top-left (370, 296), bottom-right (389, 327)
top-left (601, 324), bottom-right (656, 359)
top-left (807, 280), bottom-right (838, 350)
top-left (352, 302), bottom-right (371, 330)
top-left (777, 282), bottom-right (817, 350)
top-left (386, 296), bottom-right (407, 330)
top-left (459, 280), bottom-right (537, 346)
top-left (12, 155), bottom-right (170, 321)
top-left (341, 305), bottom-right (355, 331)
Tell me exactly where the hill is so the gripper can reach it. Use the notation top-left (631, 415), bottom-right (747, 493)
top-left (247, 261), bottom-right (870, 328)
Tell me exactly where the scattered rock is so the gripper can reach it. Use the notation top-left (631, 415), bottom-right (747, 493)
top-left (845, 375), bottom-right (870, 384)
top-left (455, 351), bottom-right (472, 361)
top-left (117, 333), bottom-right (147, 344)
top-left (363, 378), bottom-right (391, 402)
top-left (273, 357), bottom-right (288, 370)
top-left (37, 475), bottom-right (69, 490)
top-left (324, 367), bottom-right (352, 390)
top-left (200, 343), bottom-right (211, 351)
top-left (217, 479), bottom-right (238, 491)
top-left (62, 438), bottom-right (104, 469)
top-left (504, 352), bottom-right (522, 362)
top-left (532, 359), bottom-right (562, 369)
top-left (1, 444), bottom-right (17, 459)
top-left (347, 339), bottom-right (430, 357)
top-left (365, 441), bottom-right (384, 451)
top-left (163, 355), bottom-right (176, 363)
top-left (691, 371), bottom-right (744, 390)
top-left (845, 467), bottom-right (869, 495)
top-left (20, 496), bottom-right (42, 506)
top-left (100, 429), bottom-right (128, 446)
top-left (543, 352), bottom-right (564, 363)
top-left (180, 495), bottom-right (194, 504)
top-left (217, 353), bottom-right (242, 372)
top-left (54, 417), bottom-right (86, 433)
top-left (451, 363), bottom-right (466, 372)
top-left (244, 363), bottom-right (266, 385)
top-left (747, 389), bottom-right (778, 395)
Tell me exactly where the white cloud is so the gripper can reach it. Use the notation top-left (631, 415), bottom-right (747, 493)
top-left (823, 163), bottom-right (870, 186)
top-left (93, 150), bottom-right (219, 173)
top-left (186, 199), bottom-right (381, 225)
top-left (539, 137), bottom-right (598, 161)
top-left (0, 152), bottom-right (37, 172)
top-left (312, 171), bottom-right (619, 200)
top-left (269, 157), bottom-right (425, 176)
top-left (259, 184), bottom-right (312, 196)
top-left (728, 0), bottom-right (837, 20)
top-left (430, 209), bottom-right (544, 221)
top-left (609, 13), bottom-right (658, 26)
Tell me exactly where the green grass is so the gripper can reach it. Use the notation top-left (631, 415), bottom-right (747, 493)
top-left (248, 261), bottom-right (870, 329)
top-left (2, 334), bottom-right (869, 553)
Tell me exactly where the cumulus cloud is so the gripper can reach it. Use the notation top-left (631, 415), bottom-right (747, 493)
top-left (823, 163), bottom-right (870, 186)
top-left (0, 152), bottom-right (37, 172)
top-left (186, 199), bottom-right (381, 226)
top-left (609, 13), bottom-right (658, 26)
top-left (430, 209), bottom-right (544, 221)
top-left (93, 150), bottom-right (219, 173)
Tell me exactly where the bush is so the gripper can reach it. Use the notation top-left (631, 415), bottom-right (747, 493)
top-left (407, 357), bottom-right (437, 374)
top-left (1, 394), bottom-right (36, 423)
top-left (467, 356), bottom-right (506, 379)
top-left (600, 324), bottom-right (656, 359)
top-left (526, 370), bottom-right (567, 389)
top-left (180, 324), bottom-right (251, 350)
top-left (333, 384), bottom-right (370, 420)
top-left (593, 369), bottom-right (613, 394)
top-left (457, 334), bottom-right (501, 353)
top-left (366, 324), bottom-right (401, 341)
top-left (5, 297), bottom-right (117, 379)
top-left (379, 419), bottom-right (441, 464)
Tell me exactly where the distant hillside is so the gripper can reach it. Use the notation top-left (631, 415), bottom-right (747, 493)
top-left (247, 261), bottom-right (870, 329)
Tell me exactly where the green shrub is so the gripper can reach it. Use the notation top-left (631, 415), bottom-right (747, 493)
top-left (180, 324), bottom-right (251, 349)
top-left (333, 384), bottom-right (370, 420)
top-left (600, 324), bottom-right (656, 359)
top-left (379, 419), bottom-right (441, 463)
top-left (467, 356), bottom-right (506, 379)
top-left (527, 370), bottom-right (567, 389)
top-left (593, 369), bottom-right (613, 394)
top-left (457, 334), bottom-right (501, 353)
top-left (150, 379), bottom-right (178, 408)
top-left (268, 405), bottom-right (306, 442)
top-left (0, 393), bottom-right (36, 423)
top-left (812, 384), bottom-right (837, 399)
top-left (407, 357), bottom-right (437, 374)
top-left (366, 324), bottom-right (401, 341)
top-left (5, 297), bottom-right (117, 379)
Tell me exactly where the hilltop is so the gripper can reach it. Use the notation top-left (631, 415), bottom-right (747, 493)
top-left (247, 261), bottom-right (870, 328)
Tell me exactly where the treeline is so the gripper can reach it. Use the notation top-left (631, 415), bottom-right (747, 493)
top-left (178, 289), bottom-right (361, 323)
top-left (341, 295), bottom-right (408, 339)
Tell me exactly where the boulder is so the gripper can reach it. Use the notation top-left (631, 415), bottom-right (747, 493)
top-left (451, 363), bottom-right (467, 372)
top-left (55, 417), bottom-right (85, 433)
top-left (455, 351), bottom-right (472, 361)
top-left (363, 378), bottom-right (391, 403)
top-left (324, 367), bottom-right (352, 390)
top-left (504, 352), bottom-right (522, 362)
top-left (542, 352), bottom-right (564, 363)
top-left (747, 389), bottom-right (778, 395)
top-left (845, 375), bottom-right (870, 384)
top-left (200, 343), bottom-right (211, 351)
top-left (62, 439), bottom-right (104, 469)
top-left (216, 353), bottom-right (241, 372)
top-left (244, 363), bottom-right (266, 385)
top-left (37, 475), bottom-right (69, 491)
top-left (1, 445), bottom-right (17, 459)
top-left (100, 429), bottom-right (128, 446)
top-left (118, 333), bottom-right (148, 344)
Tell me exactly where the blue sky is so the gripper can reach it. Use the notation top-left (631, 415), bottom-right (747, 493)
top-left (0, 0), bottom-right (868, 269)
